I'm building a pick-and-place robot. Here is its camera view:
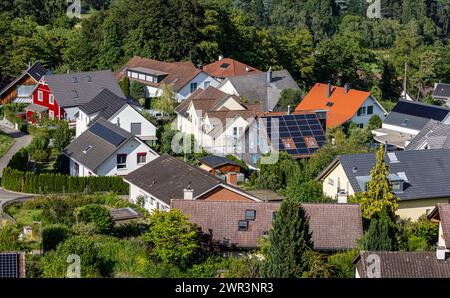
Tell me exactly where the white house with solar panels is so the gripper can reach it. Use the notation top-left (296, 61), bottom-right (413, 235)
top-left (63, 118), bottom-right (159, 177)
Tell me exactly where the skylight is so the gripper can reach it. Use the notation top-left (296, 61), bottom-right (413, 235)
top-left (401, 119), bottom-right (409, 127)
top-left (220, 63), bottom-right (230, 69)
top-left (72, 77), bottom-right (78, 83)
top-left (71, 90), bottom-right (79, 98)
top-left (326, 101), bottom-right (334, 107)
top-left (387, 152), bottom-right (399, 163)
top-left (83, 145), bottom-right (92, 154)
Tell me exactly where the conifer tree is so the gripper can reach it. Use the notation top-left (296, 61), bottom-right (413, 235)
top-left (360, 144), bottom-right (399, 221)
top-left (262, 200), bottom-right (313, 278)
top-left (360, 210), bottom-right (396, 251)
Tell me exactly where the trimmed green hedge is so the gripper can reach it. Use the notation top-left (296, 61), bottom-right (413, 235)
top-left (7, 148), bottom-right (29, 171)
top-left (1, 167), bottom-right (129, 195)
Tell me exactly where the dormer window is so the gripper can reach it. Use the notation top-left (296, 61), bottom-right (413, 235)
top-left (392, 181), bottom-right (404, 193)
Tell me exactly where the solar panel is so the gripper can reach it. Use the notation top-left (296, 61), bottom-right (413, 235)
top-left (392, 101), bottom-right (450, 121)
top-left (263, 113), bottom-right (326, 157)
top-left (0, 253), bottom-right (19, 278)
top-left (89, 122), bottom-right (126, 146)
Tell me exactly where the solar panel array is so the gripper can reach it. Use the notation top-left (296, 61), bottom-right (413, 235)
top-left (89, 122), bottom-right (126, 146)
top-left (262, 113), bottom-right (326, 157)
top-left (392, 101), bottom-right (450, 121)
top-left (0, 253), bottom-right (19, 278)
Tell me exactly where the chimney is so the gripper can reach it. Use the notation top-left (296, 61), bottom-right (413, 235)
top-left (327, 81), bottom-right (331, 98)
top-left (436, 246), bottom-right (447, 260)
top-left (287, 105), bottom-right (291, 115)
top-left (267, 67), bottom-right (273, 83)
top-left (183, 182), bottom-right (194, 200)
top-left (218, 55), bottom-right (224, 61)
top-left (226, 172), bottom-right (238, 186)
top-left (344, 83), bottom-right (350, 95)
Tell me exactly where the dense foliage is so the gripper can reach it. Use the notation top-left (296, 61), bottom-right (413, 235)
top-left (1, 167), bottom-right (129, 194)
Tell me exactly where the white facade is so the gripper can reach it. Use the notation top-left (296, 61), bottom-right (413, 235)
top-left (128, 183), bottom-right (170, 213)
top-left (349, 96), bottom-right (387, 128)
top-left (218, 80), bottom-right (239, 97)
top-left (143, 72), bottom-right (219, 102)
top-left (76, 104), bottom-right (156, 141)
top-left (68, 138), bottom-right (159, 177)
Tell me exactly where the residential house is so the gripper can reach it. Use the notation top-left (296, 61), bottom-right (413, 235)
top-left (171, 200), bottom-right (363, 252)
top-left (354, 251), bottom-right (450, 278)
top-left (241, 110), bottom-right (327, 165)
top-left (203, 56), bottom-right (262, 82)
top-left (123, 154), bottom-right (261, 213)
top-left (75, 89), bottom-right (156, 144)
top-left (63, 117), bottom-right (158, 177)
top-left (317, 149), bottom-right (450, 220)
top-left (432, 83), bottom-right (450, 105)
top-left (199, 155), bottom-right (243, 175)
top-left (405, 120), bottom-right (450, 150)
top-left (372, 100), bottom-right (450, 149)
top-left (116, 56), bottom-right (219, 102)
top-left (0, 62), bottom-right (48, 105)
top-left (428, 203), bottom-right (450, 257)
top-left (295, 82), bottom-right (387, 129)
top-left (218, 68), bottom-right (299, 112)
top-left (27, 70), bottom-right (124, 123)
top-left (175, 86), bottom-right (259, 155)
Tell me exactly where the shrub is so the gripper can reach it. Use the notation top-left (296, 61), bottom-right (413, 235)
top-left (7, 148), bottom-right (29, 171)
top-left (76, 204), bottom-right (113, 234)
top-left (0, 223), bottom-right (21, 252)
top-left (327, 250), bottom-right (358, 278)
top-left (1, 168), bottom-right (129, 194)
top-left (42, 224), bottom-right (72, 252)
top-left (31, 149), bottom-right (49, 162)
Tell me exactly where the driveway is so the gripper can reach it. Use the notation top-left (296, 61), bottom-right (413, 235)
top-left (0, 119), bottom-right (32, 179)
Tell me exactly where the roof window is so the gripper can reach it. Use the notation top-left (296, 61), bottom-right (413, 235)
top-left (238, 220), bottom-right (248, 231)
top-left (245, 210), bottom-right (256, 221)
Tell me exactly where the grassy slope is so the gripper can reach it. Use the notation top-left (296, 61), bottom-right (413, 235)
top-left (0, 131), bottom-right (15, 159)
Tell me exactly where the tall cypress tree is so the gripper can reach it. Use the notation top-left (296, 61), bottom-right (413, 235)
top-left (262, 200), bottom-right (313, 278)
top-left (360, 144), bottom-right (399, 221)
top-left (360, 210), bottom-right (396, 251)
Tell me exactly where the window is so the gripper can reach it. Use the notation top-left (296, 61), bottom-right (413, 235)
top-left (328, 178), bottom-right (334, 186)
top-left (190, 82), bottom-right (198, 93)
top-left (245, 210), bottom-right (256, 220)
top-left (49, 94), bottom-right (54, 105)
top-left (204, 81), bottom-right (211, 89)
top-left (357, 106), bottom-right (366, 116)
top-left (367, 105), bottom-right (374, 115)
top-left (137, 152), bottom-right (147, 164)
top-left (49, 110), bottom-right (54, 119)
top-left (117, 154), bottom-right (127, 169)
top-left (272, 212), bottom-right (276, 221)
top-left (83, 145), bottom-right (92, 154)
top-left (70, 90), bottom-right (79, 98)
top-left (74, 162), bottom-right (79, 176)
top-left (238, 220), bottom-right (248, 231)
top-left (233, 127), bottom-right (238, 136)
top-left (17, 85), bottom-right (34, 97)
top-left (357, 123), bottom-right (364, 128)
top-left (401, 119), bottom-right (409, 127)
top-left (131, 123), bottom-right (142, 135)
top-left (131, 72), bottom-right (138, 79)
top-left (392, 182), bottom-right (403, 192)
top-left (304, 137), bottom-right (318, 148)
top-left (38, 91), bottom-right (43, 102)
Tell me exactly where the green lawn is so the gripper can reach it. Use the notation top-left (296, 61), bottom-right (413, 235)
top-left (0, 131), bottom-right (14, 159)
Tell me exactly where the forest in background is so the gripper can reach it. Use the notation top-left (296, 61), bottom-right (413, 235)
top-left (1, 0), bottom-right (450, 103)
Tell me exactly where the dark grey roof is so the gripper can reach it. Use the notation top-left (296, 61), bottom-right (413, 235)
top-left (222, 70), bottom-right (299, 111)
top-left (384, 100), bottom-right (450, 131)
top-left (405, 120), bottom-right (450, 150)
top-left (0, 62), bottom-right (48, 97)
top-left (45, 70), bottom-right (125, 108)
top-left (335, 149), bottom-right (450, 201)
top-left (79, 89), bottom-right (129, 120)
top-left (124, 154), bottom-right (224, 205)
top-left (354, 251), bottom-right (450, 278)
top-left (63, 118), bottom-right (134, 172)
top-left (200, 155), bottom-right (241, 169)
top-left (383, 111), bottom-right (431, 131)
top-left (433, 83), bottom-right (450, 99)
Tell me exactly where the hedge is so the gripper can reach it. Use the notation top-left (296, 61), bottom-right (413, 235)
top-left (1, 167), bottom-right (129, 195)
top-left (7, 148), bottom-right (29, 171)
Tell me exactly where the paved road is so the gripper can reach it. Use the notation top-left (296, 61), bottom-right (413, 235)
top-left (0, 119), bottom-right (32, 178)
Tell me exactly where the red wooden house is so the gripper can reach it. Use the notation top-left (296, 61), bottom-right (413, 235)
top-left (26, 70), bottom-right (125, 124)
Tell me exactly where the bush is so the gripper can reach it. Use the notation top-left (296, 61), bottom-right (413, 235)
top-left (0, 223), bottom-right (21, 252)
top-left (42, 224), bottom-right (72, 252)
top-left (7, 148), bottom-right (29, 171)
top-left (1, 167), bottom-right (129, 194)
top-left (31, 149), bottom-right (49, 162)
top-left (327, 250), bottom-right (358, 278)
top-left (76, 204), bottom-right (113, 234)
top-left (27, 136), bottom-right (49, 153)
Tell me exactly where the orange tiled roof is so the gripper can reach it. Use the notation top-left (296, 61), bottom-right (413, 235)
top-left (203, 58), bottom-right (262, 79)
top-left (295, 82), bottom-right (371, 128)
